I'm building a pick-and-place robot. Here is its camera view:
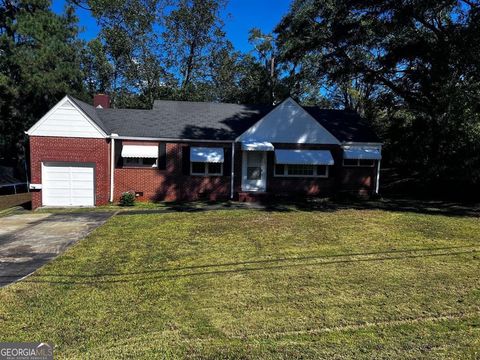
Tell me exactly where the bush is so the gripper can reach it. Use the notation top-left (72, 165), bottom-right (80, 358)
top-left (119, 191), bottom-right (135, 206)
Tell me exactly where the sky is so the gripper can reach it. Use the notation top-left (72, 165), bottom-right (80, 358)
top-left (51, 0), bottom-right (292, 53)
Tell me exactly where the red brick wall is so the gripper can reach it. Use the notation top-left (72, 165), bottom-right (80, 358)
top-left (29, 136), bottom-right (378, 208)
top-left (235, 143), bottom-right (377, 198)
top-left (114, 142), bottom-right (231, 202)
top-left (266, 143), bottom-right (341, 197)
top-left (29, 136), bottom-right (110, 209)
top-left (340, 165), bottom-right (377, 196)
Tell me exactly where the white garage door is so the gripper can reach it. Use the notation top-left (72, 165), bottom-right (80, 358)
top-left (42, 163), bottom-right (95, 207)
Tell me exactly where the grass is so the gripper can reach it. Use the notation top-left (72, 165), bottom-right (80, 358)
top-left (0, 208), bottom-right (479, 359)
top-left (34, 200), bottom-right (169, 213)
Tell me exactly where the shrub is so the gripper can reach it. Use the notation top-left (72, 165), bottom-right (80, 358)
top-left (119, 191), bottom-right (135, 206)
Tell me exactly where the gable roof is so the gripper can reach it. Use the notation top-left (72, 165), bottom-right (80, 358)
top-left (57, 96), bottom-right (380, 143)
top-left (26, 96), bottom-right (108, 138)
top-left (67, 96), bottom-right (109, 134)
top-left (237, 97), bottom-right (340, 144)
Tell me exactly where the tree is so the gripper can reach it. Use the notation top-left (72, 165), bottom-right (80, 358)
top-left (206, 41), bottom-right (242, 102)
top-left (81, 38), bottom-right (113, 95)
top-left (72, 0), bottom-right (170, 108)
top-left (162, 0), bottom-right (227, 98)
top-left (276, 0), bottom-right (480, 183)
top-left (0, 0), bottom-right (85, 160)
top-left (248, 28), bottom-right (277, 104)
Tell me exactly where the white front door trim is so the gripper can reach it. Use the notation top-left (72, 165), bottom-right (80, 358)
top-left (241, 151), bottom-right (267, 192)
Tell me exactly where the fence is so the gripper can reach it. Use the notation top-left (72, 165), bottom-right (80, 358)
top-left (0, 193), bottom-right (32, 211)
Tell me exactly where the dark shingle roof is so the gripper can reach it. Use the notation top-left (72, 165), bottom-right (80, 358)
top-left (99, 100), bottom-right (273, 140)
top-left (68, 96), bottom-right (380, 143)
top-left (303, 107), bottom-right (381, 143)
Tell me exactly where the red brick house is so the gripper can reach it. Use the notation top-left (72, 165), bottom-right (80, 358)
top-left (26, 95), bottom-right (382, 208)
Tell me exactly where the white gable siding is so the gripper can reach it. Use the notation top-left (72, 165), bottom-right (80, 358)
top-left (237, 98), bottom-right (340, 144)
top-left (27, 98), bottom-right (105, 138)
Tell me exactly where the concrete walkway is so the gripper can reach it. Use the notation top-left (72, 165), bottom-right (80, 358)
top-left (0, 212), bottom-right (112, 287)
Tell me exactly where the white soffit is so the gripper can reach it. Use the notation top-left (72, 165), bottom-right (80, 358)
top-left (190, 147), bottom-right (224, 163)
top-left (121, 145), bottom-right (158, 158)
top-left (241, 141), bottom-right (274, 151)
top-left (275, 150), bottom-right (334, 165)
top-left (343, 147), bottom-right (382, 160)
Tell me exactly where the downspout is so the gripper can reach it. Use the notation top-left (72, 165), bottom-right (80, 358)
top-left (375, 159), bottom-right (381, 195)
top-left (110, 134), bottom-right (119, 202)
top-left (230, 142), bottom-right (235, 199)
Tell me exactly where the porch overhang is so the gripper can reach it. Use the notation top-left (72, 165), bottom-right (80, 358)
top-left (275, 149), bottom-right (334, 165)
top-left (121, 145), bottom-right (158, 158)
top-left (190, 147), bottom-right (224, 163)
top-left (343, 148), bottom-right (381, 160)
top-left (241, 141), bottom-right (274, 151)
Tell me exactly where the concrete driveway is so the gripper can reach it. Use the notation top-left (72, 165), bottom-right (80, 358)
top-left (0, 212), bottom-right (112, 287)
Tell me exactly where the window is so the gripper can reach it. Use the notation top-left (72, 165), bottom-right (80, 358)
top-left (274, 164), bottom-right (329, 178)
top-left (123, 157), bottom-right (157, 168)
top-left (275, 164), bottom-right (285, 176)
top-left (247, 167), bottom-right (262, 180)
top-left (343, 159), bottom-right (375, 167)
top-left (343, 159), bottom-right (358, 167)
top-left (208, 162), bottom-right (222, 174)
top-left (190, 162), bottom-right (223, 176)
top-left (288, 164), bottom-right (315, 176)
top-left (359, 159), bottom-right (375, 167)
top-left (317, 165), bottom-right (328, 176)
top-left (121, 144), bottom-right (161, 169)
top-left (191, 162), bottom-right (205, 174)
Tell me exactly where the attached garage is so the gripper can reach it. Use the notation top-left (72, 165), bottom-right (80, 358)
top-left (42, 163), bottom-right (95, 207)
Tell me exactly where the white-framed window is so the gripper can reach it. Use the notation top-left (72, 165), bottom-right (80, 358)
top-left (190, 162), bottom-right (223, 176)
top-left (274, 164), bottom-right (329, 178)
top-left (123, 157), bottom-right (158, 168)
top-left (342, 159), bottom-right (375, 167)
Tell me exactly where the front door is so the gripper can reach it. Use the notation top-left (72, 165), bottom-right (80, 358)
top-left (242, 151), bottom-right (267, 192)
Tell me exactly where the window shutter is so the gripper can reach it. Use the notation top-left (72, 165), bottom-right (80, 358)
top-left (182, 145), bottom-right (190, 175)
top-left (114, 140), bottom-right (123, 167)
top-left (223, 146), bottom-right (232, 176)
top-left (158, 143), bottom-right (166, 170)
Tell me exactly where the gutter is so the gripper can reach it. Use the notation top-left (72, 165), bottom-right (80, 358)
top-left (115, 136), bottom-right (233, 143)
top-left (230, 142), bottom-right (235, 199)
top-left (341, 142), bottom-right (383, 147)
top-left (109, 133), bottom-right (119, 203)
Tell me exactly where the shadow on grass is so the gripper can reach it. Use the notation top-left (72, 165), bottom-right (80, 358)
top-left (116, 197), bottom-right (480, 218)
top-left (17, 246), bottom-right (480, 285)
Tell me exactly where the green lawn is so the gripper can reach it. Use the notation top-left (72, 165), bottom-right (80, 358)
top-left (1, 209), bottom-right (479, 359)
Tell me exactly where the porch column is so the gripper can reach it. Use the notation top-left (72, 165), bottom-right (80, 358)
top-left (230, 142), bottom-right (235, 199)
top-left (375, 159), bottom-right (381, 194)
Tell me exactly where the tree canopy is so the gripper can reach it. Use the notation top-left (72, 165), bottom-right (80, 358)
top-left (1, 0), bottom-right (84, 158)
top-left (276, 0), bottom-right (480, 183)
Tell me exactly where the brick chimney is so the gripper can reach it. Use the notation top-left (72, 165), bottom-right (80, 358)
top-left (93, 94), bottom-right (110, 109)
